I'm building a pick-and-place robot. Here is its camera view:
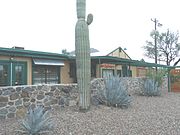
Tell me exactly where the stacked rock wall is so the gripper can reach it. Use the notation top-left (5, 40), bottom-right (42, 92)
top-left (0, 84), bottom-right (78, 119)
top-left (0, 77), bottom-right (168, 119)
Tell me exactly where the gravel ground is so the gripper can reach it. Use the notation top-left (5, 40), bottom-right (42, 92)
top-left (1, 93), bottom-right (180, 135)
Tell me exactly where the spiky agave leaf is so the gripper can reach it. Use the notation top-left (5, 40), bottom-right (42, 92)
top-left (17, 106), bottom-right (53, 135)
top-left (143, 78), bottom-right (161, 96)
top-left (96, 76), bottom-right (132, 108)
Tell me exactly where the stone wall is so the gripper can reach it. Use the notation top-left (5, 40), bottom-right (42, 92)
top-left (115, 77), bottom-right (168, 95)
top-left (91, 77), bottom-right (168, 95)
top-left (0, 77), bottom-right (168, 119)
top-left (0, 84), bottom-right (78, 119)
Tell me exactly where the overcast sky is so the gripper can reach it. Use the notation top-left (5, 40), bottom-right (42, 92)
top-left (0, 0), bottom-right (180, 63)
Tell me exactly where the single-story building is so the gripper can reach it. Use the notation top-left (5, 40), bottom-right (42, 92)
top-left (0, 46), bottom-right (170, 86)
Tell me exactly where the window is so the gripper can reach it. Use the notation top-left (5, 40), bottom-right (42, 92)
top-left (14, 65), bottom-right (23, 85)
top-left (117, 70), bottom-right (122, 77)
top-left (128, 70), bottom-right (132, 77)
top-left (69, 63), bottom-right (76, 78)
top-left (33, 66), bottom-right (60, 84)
top-left (91, 62), bottom-right (96, 77)
top-left (102, 69), bottom-right (114, 78)
top-left (122, 65), bottom-right (132, 77)
top-left (0, 64), bottom-right (9, 86)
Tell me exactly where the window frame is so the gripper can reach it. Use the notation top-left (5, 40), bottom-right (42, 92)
top-left (32, 65), bottom-right (60, 85)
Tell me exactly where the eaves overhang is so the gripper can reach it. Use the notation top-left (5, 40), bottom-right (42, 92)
top-left (91, 56), bottom-right (173, 68)
top-left (0, 47), bottom-right (69, 60)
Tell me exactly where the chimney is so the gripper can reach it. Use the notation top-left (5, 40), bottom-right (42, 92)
top-left (12, 46), bottom-right (24, 50)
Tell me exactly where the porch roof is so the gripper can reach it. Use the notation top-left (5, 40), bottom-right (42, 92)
top-left (0, 47), bottom-right (68, 60)
top-left (91, 56), bottom-right (173, 68)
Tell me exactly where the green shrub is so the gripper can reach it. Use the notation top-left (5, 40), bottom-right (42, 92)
top-left (96, 76), bottom-right (132, 108)
top-left (17, 106), bottom-right (53, 135)
top-left (143, 78), bottom-right (161, 96)
top-left (146, 68), bottom-right (167, 87)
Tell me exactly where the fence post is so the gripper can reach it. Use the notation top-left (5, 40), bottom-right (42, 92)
top-left (167, 69), bottom-right (171, 92)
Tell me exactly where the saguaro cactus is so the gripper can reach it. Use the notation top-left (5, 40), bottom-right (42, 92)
top-left (75, 0), bottom-right (93, 111)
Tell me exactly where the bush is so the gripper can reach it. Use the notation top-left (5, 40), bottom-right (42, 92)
top-left (95, 76), bottom-right (132, 108)
top-left (143, 78), bottom-right (161, 96)
top-left (146, 68), bottom-right (167, 87)
top-left (16, 106), bottom-right (53, 135)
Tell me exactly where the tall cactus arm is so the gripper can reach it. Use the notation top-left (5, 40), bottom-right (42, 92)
top-left (76, 0), bottom-right (86, 19)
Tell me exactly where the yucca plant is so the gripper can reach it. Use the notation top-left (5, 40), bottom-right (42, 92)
top-left (143, 78), bottom-right (161, 96)
top-left (97, 76), bottom-right (132, 108)
top-left (17, 106), bottom-right (53, 135)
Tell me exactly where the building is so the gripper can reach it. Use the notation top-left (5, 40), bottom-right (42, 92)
top-left (1, 46), bottom-right (168, 86)
top-left (0, 47), bottom-right (70, 86)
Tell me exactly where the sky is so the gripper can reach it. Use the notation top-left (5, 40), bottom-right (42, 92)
top-left (0, 0), bottom-right (180, 63)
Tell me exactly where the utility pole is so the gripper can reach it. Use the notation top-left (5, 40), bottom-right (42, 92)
top-left (151, 18), bottom-right (162, 72)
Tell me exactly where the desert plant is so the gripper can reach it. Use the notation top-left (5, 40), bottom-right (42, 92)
top-left (96, 76), bottom-right (132, 108)
top-left (16, 106), bottom-right (53, 135)
top-left (75, 0), bottom-right (93, 111)
top-left (143, 78), bottom-right (161, 96)
top-left (146, 68), bottom-right (167, 87)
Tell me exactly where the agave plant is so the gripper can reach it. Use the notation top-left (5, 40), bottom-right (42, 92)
top-left (17, 106), bottom-right (53, 135)
top-left (143, 78), bottom-right (161, 96)
top-left (96, 76), bottom-right (132, 108)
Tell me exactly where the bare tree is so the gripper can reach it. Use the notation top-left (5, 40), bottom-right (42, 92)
top-left (143, 29), bottom-right (180, 65)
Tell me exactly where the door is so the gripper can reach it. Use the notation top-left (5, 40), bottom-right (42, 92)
top-left (102, 69), bottom-right (114, 78)
top-left (0, 64), bottom-right (10, 86)
top-left (122, 65), bottom-right (128, 77)
top-left (12, 62), bottom-right (27, 85)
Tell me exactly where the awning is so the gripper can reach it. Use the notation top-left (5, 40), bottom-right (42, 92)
top-left (33, 58), bottom-right (64, 66)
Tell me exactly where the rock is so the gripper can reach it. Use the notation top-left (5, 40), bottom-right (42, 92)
top-left (8, 106), bottom-right (16, 113)
top-left (0, 102), bottom-right (7, 107)
top-left (23, 102), bottom-right (31, 108)
top-left (15, 99), bottom-right (23, 106)
top-left (91, 95), bottom-right (101, 106)
top-left (16, 87), bottom-right (22, 92)
top-left (59, 97), bottom-right (65, 107)
top-left (2, 90), bottom-right (11, 96)
top-left (30, 98), bottom-right (36, 102)
top-left (0, 96), bottom-right (8, 102)
top-left (61, 87), bottom-right (71, 94)
top-left (38, 90), bottom-right (44, 95)
top-left (37, 94), bottom-right (45, 100)
top-left (54, 89), bottom-right (60, 97)
top-left (16, 108), bottom-right (26, 118)
top-left (45, 92), bottom-right (53, 96)
top-left (69, 100), bottom-right (77, 107)
top-left (23, 87), bottom-right (34, 92)
top-left (10, 93), bottom-right (20, 100)
top-left (23, 98), bottom-right (30, 102)
top-left (0, 115), bottom-right (6, 119)
top-left (0, 108), bottom-right (8, 115)
top-left (7, 113), bottom-right (15, 118)
top-left (8, 102), bottom-right (14, 105)
top-left (21, 91), bottom-right (29, 98)
top-left (51, 86), bottom-right (57, 91)
top-left (50, 98), bottom-right (58, 105)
